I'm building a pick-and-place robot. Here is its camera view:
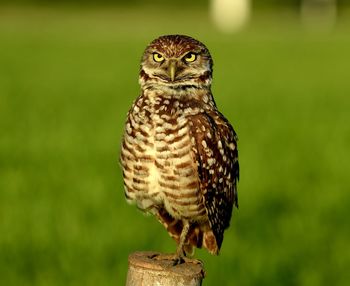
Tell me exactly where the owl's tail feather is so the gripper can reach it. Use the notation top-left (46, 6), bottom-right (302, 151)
top-left (155, 208), bottom-right (219, 256)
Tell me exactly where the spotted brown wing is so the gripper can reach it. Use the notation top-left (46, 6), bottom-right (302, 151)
top-left (188, 110), bottom-right (239, 251)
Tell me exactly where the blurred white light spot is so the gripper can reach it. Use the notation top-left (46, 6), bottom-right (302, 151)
top-left (210, 0), bottom-right (250, 33)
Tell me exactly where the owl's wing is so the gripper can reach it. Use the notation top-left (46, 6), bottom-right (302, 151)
top-left (188, 110), bottom-right (239, 251)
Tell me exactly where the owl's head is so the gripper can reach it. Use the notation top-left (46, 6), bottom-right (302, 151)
top-left (139, 35), bottom-right (213, 88)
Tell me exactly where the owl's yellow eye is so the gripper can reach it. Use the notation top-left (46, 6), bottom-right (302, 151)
top-left (153, 53), bottom-right (164, 62)
top-left (184, 52), bottom-right (197, 62)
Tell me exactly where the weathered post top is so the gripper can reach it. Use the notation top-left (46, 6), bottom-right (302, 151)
top-left (126, 251), bottom-right (205, 286)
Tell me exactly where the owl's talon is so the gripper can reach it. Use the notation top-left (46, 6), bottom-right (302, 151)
top-left (150, 253), bottom-right (186, 265)
top-left (172, 256), bottom-right (185, 266)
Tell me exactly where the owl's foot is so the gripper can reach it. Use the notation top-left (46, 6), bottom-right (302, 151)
top-left (149, 253), bottom-right (181, 263)
top-left (149, 253), bottom-right (202, 266)
top-left (171, 256), bottom-right (184, 265)
top-left (172, 255), bottom-right (203, 266)
top-left (149, 220), bottom-right (197, 266)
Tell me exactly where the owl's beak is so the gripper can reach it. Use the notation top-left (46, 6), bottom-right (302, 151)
top-left (168, 61), bottom-right (177, 82)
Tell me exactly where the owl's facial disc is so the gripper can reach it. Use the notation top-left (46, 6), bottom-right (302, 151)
top-left (140, 35), bottom-right (213, 87)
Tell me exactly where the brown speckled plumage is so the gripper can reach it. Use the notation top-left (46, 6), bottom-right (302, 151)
top-left (120, 35), bottom-right (239, 259)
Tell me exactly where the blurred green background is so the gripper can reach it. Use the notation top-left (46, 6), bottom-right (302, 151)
top-left (1, 1), bottom-right (350, 285)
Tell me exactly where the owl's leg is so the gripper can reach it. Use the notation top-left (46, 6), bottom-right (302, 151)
top-left (173, 220), bottom-right (190, 265)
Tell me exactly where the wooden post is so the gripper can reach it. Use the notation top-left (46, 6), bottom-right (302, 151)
top-left (126, 251), bottom-right (205, 286)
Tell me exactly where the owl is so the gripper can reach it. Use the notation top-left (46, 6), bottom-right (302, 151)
top-left (120, 35), bottom-right (239, 263)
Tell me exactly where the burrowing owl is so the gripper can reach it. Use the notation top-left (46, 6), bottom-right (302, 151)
top-left (120, 35), bottom-right (239, 262)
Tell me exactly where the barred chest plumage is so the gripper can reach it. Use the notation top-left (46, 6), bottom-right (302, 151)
top-left (121, 89), bottom-right (208, 222)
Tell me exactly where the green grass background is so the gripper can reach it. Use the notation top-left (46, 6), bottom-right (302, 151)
top-left (0, 5), bottom-right (350, 286)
